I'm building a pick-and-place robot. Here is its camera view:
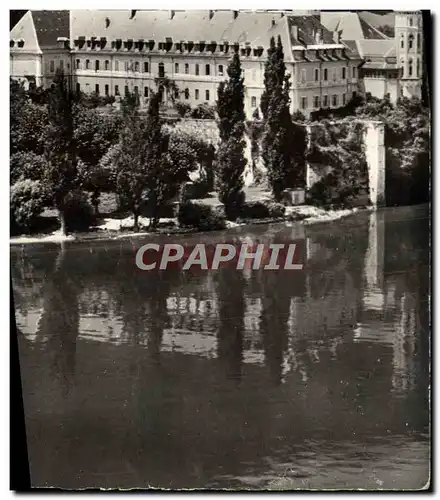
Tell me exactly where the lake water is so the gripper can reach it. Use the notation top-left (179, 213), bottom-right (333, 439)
top-left (11, 205), bottom-right (430, 490)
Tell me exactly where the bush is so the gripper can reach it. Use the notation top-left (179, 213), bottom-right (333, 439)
top-left (10, 151), bottom-right (46, 184)
top-left (191, 103), bottom-right (216, 119)
top-left (175, 101), bottom-right (192, 118)
top-left (63, 190), bottom-right (97, 232)
top-left (178, 201), bottom-right (226, 231)
top-left (240, 200), bottom-right (285, 219)
top-left (182, 180), bottom-right (211, 200)
top-left (10, 179), bottom-right (46, 234)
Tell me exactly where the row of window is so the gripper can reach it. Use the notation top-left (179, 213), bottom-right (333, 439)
top-left (72, 59), bottom-right (224, 76)
top-left (300, 93), bottom-right (354, 110)
top-left (400, 33), bottom-right (422, 50)
top-left (76, 82), bottom-right (213, 101)
top-left (300, 66), bottom-right (357, 83)
top-left (49, 60), bottom-right (69, 72)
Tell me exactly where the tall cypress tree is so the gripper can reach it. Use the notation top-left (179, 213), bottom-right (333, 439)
top-left (216, 51), bottom-right (247, 220)
top-left (44, 70), bottom-right (78, 235)
top-left (261, 36), bottom-right (306, 201)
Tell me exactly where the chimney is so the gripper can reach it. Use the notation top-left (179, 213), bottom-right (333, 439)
top-left (233, 10), bottom-right (238, 20)
top-left (129, 10), bottom-right (136, 20)
top-left (209, 10), bottom-right (214, 20)
top-left (291, 25), bottom-right (298, 40)
top-left (169, 10), bottom-right (175, 20)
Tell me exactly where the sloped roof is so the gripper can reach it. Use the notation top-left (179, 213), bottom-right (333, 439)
top-left (320, 11), bottom-right (388, 41)
top-left (358, 11), bottom-right (396, 29)
top-left (10, 10), bottom-right (39, 50)
top-left (31, 10), bottom-right (69, 48)
top-left (356, 39), bottom-right (394, 58)
top-left (70, 10), bottom-right (295, 59)
top-left (286, 15), bottom-right (336, 46)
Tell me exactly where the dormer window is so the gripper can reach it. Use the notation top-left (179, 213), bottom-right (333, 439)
top-left (9, 40), bottom-right (14, 48)
top-left (147, 40), bottom-right (155, 51)
top-left (17, 39), bottom-right (24, 48)
top-left (115, 39), bottom-right (122, 50)
top-left (165, 38), bottom-right (173, 52)
top-left (124, 39), bottom-right (133, 50)
top-left (245, 45), bottom-right (251, 57)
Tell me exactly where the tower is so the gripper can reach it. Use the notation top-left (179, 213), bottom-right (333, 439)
top-left (395, 11), bottom-right (423, 99)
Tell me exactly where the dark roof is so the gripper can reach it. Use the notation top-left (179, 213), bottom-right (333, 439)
top-left (359, 17), bottom-right (387, 39)
top-left (287, 15), bottom-right (336, 46)
top-left (31, 10), bottom-right (69, 48)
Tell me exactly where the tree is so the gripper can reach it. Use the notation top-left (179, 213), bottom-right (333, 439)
top-left (114, 92), bottom-right (197, 231)
top-left (74, 107), bottom-right (121, 213)
top-left (216, 51), bottom-right (247, 219)
top-left (261, 36), bottom-right (306, 201)
top-left (43, 70), bottom-right (78, 235)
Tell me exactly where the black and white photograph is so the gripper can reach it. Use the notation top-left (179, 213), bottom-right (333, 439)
top-left (9, 7), bottom-right (431, 491)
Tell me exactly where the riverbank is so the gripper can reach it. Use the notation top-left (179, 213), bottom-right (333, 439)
top-left (10, 205), bottom-right (371, 245)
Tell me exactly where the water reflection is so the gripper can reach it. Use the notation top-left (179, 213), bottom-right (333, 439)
top-left (11, 206), bottom-right (430, 489)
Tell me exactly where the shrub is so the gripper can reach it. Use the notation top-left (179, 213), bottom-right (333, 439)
top-left (63, 190), bottom-right (97, 232)
top-left (191, 103), bottom-right (216, 119)
top-left (182, 180), bottom-right (211, 200)
top-left (175, 101), bottom-right (192, 118)
top-left (240, 200), bottom-right (285, 219)
top-left (178, 201), bottom-right (226, 231)
top-left (10, 179), bottom-right (46, 234)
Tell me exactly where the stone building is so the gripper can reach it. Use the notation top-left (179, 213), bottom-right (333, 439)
top-left (10, 9), bottom-right (363, 118)
top-left (320, 10), bottom-right (424, 102)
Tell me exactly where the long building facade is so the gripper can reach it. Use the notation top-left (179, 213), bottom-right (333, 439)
top-left (10, 9), bottom-right (363, 118)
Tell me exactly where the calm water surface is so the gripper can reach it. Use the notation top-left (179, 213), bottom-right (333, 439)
top-left (11, 205), bottom-right (430, 490)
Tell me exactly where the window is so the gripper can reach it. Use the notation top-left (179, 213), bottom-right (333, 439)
top-left (195, 89), bottom-right (199, 100)
top-left (50, 60), bottom-right (55, 72)
top-left (409, 17), bottom-right (413, 27)
top-left (218, 64), bottom-right (224, 76)
top-left (342, 93), bottom-right (346, 106)
top-left (417, 33), bottom-right (421, 50)
top-left (332, 68), bottom-right (337, 82)
top-left (195, 64), bottom-right (200, 76)
top-left (342, 67), bottom-right (346, 80)
top-left (144, 62), bottom-right (149, 73)
top-left (124, 61), bottom-right (129, 72)
top-left (85, 59), bottom-right (90, 70)
top-left (95, 84), bottom-right (100, 94)
top-left (134, 86), bottom-right (139, 95)
top-left (134, 61), bottom-right (140, 72)
top-left (125, 85), bottom-right (129, 96)
top-left (408, 34), bottom-right (414, 50)
top-left (76, 83), bottom-right (81, 93)
top-left (175, 63), bottom-right (179, 73)
top-left (300, 69), bottom-right (306, 83)
top-left (115, 61), bottom-right (119, 71)
top-left (408, 58), bottom-right (413, 76)
top-left (115, 85), bottom-right (119, 95)
top-left (416, 58), bottom-right (420, 77)
top-left (205, 64), bottom-right (210, 76)
top-left (323, 94), bottom-right (328, 107)
top-left (251, 96), bottom-right (257, 108)
top-left (314, 68), bottom-right (319, 81)
top-left (323, 68), bottom-right (328, 81)
top-left (105, 84), bottom-right (109, 96)
top-left (352, 91), bottom-right (357, 99)
top-left (206, 90), bottom-right (210, 101)
top-left (94, 60), bottom-right (99, 71)
top-left (144, 87), bottom-right (149, 97)
top-left (301, 96), bottom-right (307, 109)
top-left (400, 35), bottom-right (405, 49)
top-left (352, 66), bottom-right (356, 78)
top-left (60, 60), bottom-right (64, 71)
top-left (105, 60), bottom-right (110, 70)
top-left (332, 94), bottom-right (338, 107)
top-left (185, 63), bottom-right (189, 74)
top-left (184, 88), bottom-right (189, 99)
top-left (158, 62), bottom-right (165, 78)
top-left (76, 59), bottom-right (80, 69)
top-left (313, 96), bottom-right (320, 108)
top-left (175, 87), bottom-right (180, 99)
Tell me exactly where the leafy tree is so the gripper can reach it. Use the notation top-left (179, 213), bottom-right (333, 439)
top-left (261, 36), bottom-right (306, 201)
top-left (216, 51), bottom-right (247, 219)
top-left (43, 70), bottom-right (78, 235)
top-left (10, 179), bottom-right (46, 234)
top-left (74, 107), bottom-right (121, 213)
top-left (10, 151), bottom-right (46, 184)
top-left (114, 92), bottom-right (197, 231)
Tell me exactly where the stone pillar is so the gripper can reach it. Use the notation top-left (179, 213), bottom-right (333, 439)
top-left (363, 121), bottom-right (386, 208)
